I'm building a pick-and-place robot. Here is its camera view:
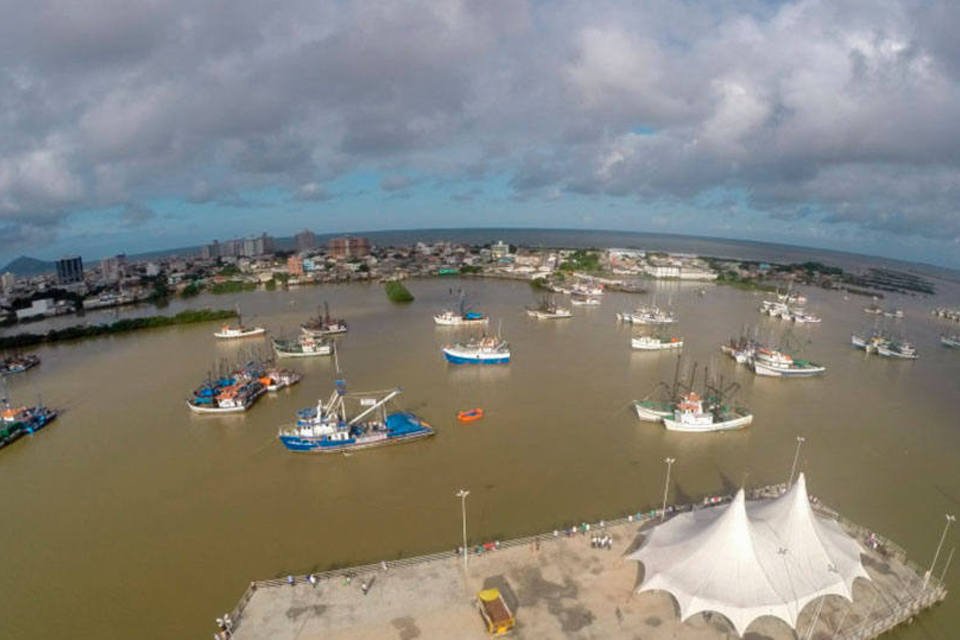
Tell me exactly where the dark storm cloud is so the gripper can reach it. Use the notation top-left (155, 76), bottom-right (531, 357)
top-left (2, 0), bottom-right (960, 249)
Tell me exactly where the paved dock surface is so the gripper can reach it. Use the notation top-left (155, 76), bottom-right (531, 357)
top-left (230, 515), bottom-right (943, 640)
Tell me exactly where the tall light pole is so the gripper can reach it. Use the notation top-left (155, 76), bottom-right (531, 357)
top-left (456, 489), bottom-right (470, 572)
top-left (661, 457), bottom-right (676, 522)
top-left (924, 513), bottom-right (956, 590)
top-left (788, 436), bottom-right (806, 487)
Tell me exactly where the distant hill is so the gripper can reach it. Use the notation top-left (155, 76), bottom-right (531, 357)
top-left (1, 256), bottom-right (55, 277)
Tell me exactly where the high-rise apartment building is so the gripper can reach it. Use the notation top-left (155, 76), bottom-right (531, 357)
top-left (295, 229), bottom-right (318, 252)
top-left (327, 236), bottom-right (371, 259)
top-left (56, 256), bottom-right (84, 285)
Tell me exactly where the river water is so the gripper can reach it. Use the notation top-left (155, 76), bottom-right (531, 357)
top-left (1, 275), bottom-right (958, 639)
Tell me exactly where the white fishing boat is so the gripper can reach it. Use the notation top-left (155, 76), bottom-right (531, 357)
top-left (618, 306), bottom-right (676, 325)
top-left (876, 340), bottom-right (919, 359)
top-left (752, 357), bottom-right (826, 377)
top-left (273, 334), bottom-right (333, 358)
top-left (633, 400), bottom-right (675, 422)
top-left (941, 335), bottom-right (960, 348)
top-left (570, 294), bottom-right (601, 306)
top-left (213, 324), bottom-right (266, 339)
top-left (791, 311), bottom-right (822, 324)
top-left (526, 297), bottom-right (572, 319)
top-left (433, 309), bottom-right (489, 326)
top-left (760, 300), bottom-right (791, 318)
top-left (777, 291), bottom-right (808, 306)
top-left (631, 335), bottom-right (683, 351)
top-left (883, 308), bottom-right (904, 319)
top-left (721, 336), bottom-right (758, 364)
top-left (214, 308), bottom-right (266, 339)
top-left (300, 302), bottom-right (348, 336)
top-left (570, 282), bottom-right (604, 296)
top-left (661, 391), bottom-right (753, 433)
top-left (262, 368), bottom-right (302, 391)
top-left (442, 336), bottom-right (511, 364)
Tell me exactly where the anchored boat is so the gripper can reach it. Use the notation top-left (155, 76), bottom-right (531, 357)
top-left (617, 306), bottom-right (676, 325)
top-left (301, 302), bottom-right (348, 336)
top-left (278, 376), bottom-right (434, 453)
top-left (187, 360), bottom-right (272, 413)
top-left (214, 309), bottom-right (265, 340)
top-left (273, 334), bottom-right (333, 358)
top-left (631, 335), bottom-right (684, 351)
top-left (0, 381), bottom-right (58, 449)
top-left (876, 340), bottom-right (919, 359)
top-left (526, 297), bottom-right (572, 319)
top-left (941, 335), bottom-right (960, 348)
top-left (0, 354), bottom-right (40, 375)
top-left (750, 348), bottom-right (826, 377)
top-left (443, 336), bottom-right (511, 364)
top-left (434, 292), bottom-right (489, 326)
top-left (662, 391), bottom-right (753, 432)
top-left (570, 294), bottom-right (601, 306)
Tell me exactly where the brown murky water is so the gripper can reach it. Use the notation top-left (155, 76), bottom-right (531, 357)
top-left (1, 278), bottom-right (957, 639)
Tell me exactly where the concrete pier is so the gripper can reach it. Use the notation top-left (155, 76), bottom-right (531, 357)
top-left (225, 489), bottom-right (948, 639)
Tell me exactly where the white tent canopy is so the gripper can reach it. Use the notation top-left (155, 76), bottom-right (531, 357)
top-left (627, 474), bottom-right (869, 636)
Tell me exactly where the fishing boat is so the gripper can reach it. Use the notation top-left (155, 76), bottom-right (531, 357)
top-left (721, 335), bottom-right (758, 364)
top-left (434, 291), bottom-right (489, 326)
top-left (0, 353), bottom-right (40, 375)
top-left (617, 306), bottom-right (676, 325)
top-left (526, 297), bottom-right (572, 319)
top-left (863, 303), bottom-right (884, 315)
top-left (777, 290), bottom-right (808, 306)
top-left (570, 282), bottom-right (603, 297)
top-left (187, 379), bottom-right (266, 413)
top-left (876, 340), bottom-right (919, 359)
top-left (662, 391), bottom-right (753, 433)
top-left (791, 311), bottom-right (822, 324)
top-left (442, 336), bottom-right (511, 364)
top-left (300, 302), bottom-right (348, 336)
top-left (751, 349), bottom-right (826, 377)
top-left (260, 367), bottom-right (302, 391)
top-left (187, 360), bottom-right (269, 413)
top-left (633, 356), bottom-right (688, 422)
top-left (883, 308), bottom-right (905, 319)
top-left (941, 335), bottom-right (960, 348)
top-left (851, 332), bottom-right (888, 353)
top-left (570, 294), bottom-right (601, 306)
top-left (434, 309), bottom-right (490, 325)
top-left (277, 376), bottom-right (434, 453)
top-left (631, 335), bottom-right (683, 351)
top-left (214, 309), bottom-right (266, 339)
top-left (0, 381), bottom-right (58, 448)
top-left (273, 334), bottom-right (333, 358)
top-left (634, 400), bottom-right (676, 422)
top-left (760, 300), bottom-right (791, 318)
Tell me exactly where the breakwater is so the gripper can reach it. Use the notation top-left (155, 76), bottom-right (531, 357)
top-left (0, 308), bottom-right (236, 350)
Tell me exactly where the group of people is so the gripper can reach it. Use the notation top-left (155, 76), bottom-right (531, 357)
top-left (591, 534), bottom-right (614, 550)
top-left (213, 613), bottom-right (233, 639)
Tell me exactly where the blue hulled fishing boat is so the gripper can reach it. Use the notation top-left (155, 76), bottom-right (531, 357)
top-left (278, 371), bottom-right (434, 453)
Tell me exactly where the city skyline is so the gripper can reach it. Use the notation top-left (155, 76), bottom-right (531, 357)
top-left (3, 2), bottom-right (960, 268)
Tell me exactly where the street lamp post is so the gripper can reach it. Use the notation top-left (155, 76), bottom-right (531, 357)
top-left (788, 436), bottom-right (806, 487)
top-left (456, 489), bottom-right (470, 572)
top-left (924, 513), bottom-right (956, 590)
top-left (661, 457), bottom-right (676, 522)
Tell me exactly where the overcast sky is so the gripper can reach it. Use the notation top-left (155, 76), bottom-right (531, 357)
top-left (2, 0), bottom-right (960, 267)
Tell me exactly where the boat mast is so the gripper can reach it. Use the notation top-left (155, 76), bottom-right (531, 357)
top-left (348, 389), bottom-right (401, 425)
